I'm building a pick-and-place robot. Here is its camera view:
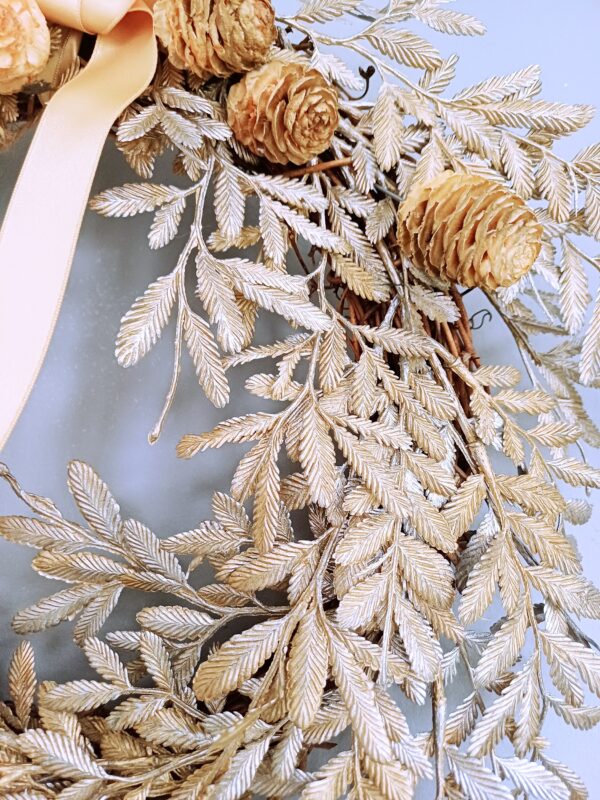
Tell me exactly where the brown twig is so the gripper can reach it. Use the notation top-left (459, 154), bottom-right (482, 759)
top-left (283, 156), bottom-right (353, 179)
top-left (451, 285), bottom-right (481, 369)
top-left (441, 321), bottom-right (460, 360)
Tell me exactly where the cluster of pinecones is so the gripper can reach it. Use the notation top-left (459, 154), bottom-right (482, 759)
top-left (156, 3), bottom-right (542, 287)
top-left (1, 0), bottom-right (542, 289)
top-left (155, 0), bottom-right (339, 166)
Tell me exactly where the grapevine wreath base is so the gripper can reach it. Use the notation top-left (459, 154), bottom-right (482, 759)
top-left (2, 1), bottom-right (600, 799)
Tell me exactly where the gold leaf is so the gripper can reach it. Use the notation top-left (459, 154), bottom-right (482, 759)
top-left (193, 618), bottom-right (284, 701)
top-left (494, 388), bottom-right (556, 414)
top-left (8, 641), bottom-right (36, 726)
top-left (42, 680), bottom-right (123, 712)
top-left (365, 27), bottom-right (441, 70)
top-left (447, 746), bottom-right (512, 800)
top-left (90, 183), bottom-right (179, 217)
top-left (299, 399), bottom-right (337, 506)
top-left (472, 365), bottom-right (521, 388)
top-left (338, 572), bottom-right (388, 630)
top-left (299, 751), bottom-right (353, 800)
top-left (137, 606), bottom-right (215, 640)
top-left (350, 349), bottom-right (378, 418)
top-left (122, 519), bottom-right (185, 582)
top-left (513, 660), bottom-right (542, 756)
top-left (13, 585), bottom-right (98, 635)
top-left (474, 603), bottom-right (528, 687)
top-left (537, 154), bottom-right (572, 223)
top-left (365, 198), bottom-right (396, 245)
top-left (83, 638), bottom-right (130, 687)
top-left (468, 663), bottom-right (532, 757)
top-left (442, 474), bottom-right (487, 539)
top-left (252, 436), bottom-right (282, 553)
top-left (259, 197), bottom-right (288, 269)
top-left (287, 609), bottom-right (329, 728)
top-left (413, 6), bottom-right (485, 37)
top-left (139, 632), bottom-right (175, 692)
top-left (149, 195), bottom-right (186, 249)
top-left (500, 133), bottom-right (534, 199)
top-left (371, 84), bottom-right (405, 172)
top-left (182, 308), bottom-right (230, 407)
top-left (581, 288), bottom-right (600, 385)
top-left (496, 474), bottom-right (566, 517)
top-left (222, 541), bottom-right (313, 592)
top-left (210, 735), bottom-right (273, 800)
top-left (215, 160), bottom-right (245, 240)
top-left (328, 627), bottom-right (394, 763)
top-left (116, 273), bottom-right (177, 368)
top-left (508, 512), bottom-right (579, 574)
top-left (409, 373), bottom-right (457, 420)
top-left (548, 457), bottom-right (600, 489)
top-left (335, 513), bottom-right (395, 567)
top-left (177, 412), bottom-right (277, 458)
top-left (439, 105), bottom-right (499, 159)
top-left (352, 142), bottom-right (377, 194)
top-left (551, 699), bottom-right (600, 731)
top-left (393, 596), bottom-right (443, 682)
top-left (19, 730), bottom-right (108, 780)
top-left (331, 254), bottom-right (390, 302)
top-left (559, 240), bottom-right (590, 335)
top-left (409, 284), bottom-right (460, 324)
top-left (67, 461), bottom-right (122, 543)
top-left (396, 534), bottom-right (455, 609)
top-left (320, 323), bottom-right (348, 393)
top-left (196, 252), bottom-right (246, 354)
top-left (295, 0), bottom-right (360, 23)
top-left (496, 756), bottom-right (570, 800)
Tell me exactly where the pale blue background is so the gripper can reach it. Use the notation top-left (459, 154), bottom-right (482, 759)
top-left (1, 1), bottom-right (600, 795)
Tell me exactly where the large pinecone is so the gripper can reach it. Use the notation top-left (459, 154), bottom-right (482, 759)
top-left (154, 0), bottom-right (276, 80)
top-left (397, 171), bottom-right (543, 290)
top-left (0, 0), bottom-right (50, 95)
top-left (227, 60), bottom-right (339, 165)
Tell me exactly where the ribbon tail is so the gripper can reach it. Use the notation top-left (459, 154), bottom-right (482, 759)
top-left (0, 9), bottom-right (156, 451)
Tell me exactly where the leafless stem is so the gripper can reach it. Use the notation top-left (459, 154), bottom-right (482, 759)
top-left (432, 674), bottom-right (447, 800)
top-left (284, 156), bottom-right (354, 179)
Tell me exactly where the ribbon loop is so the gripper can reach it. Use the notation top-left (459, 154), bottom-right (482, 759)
top-left (0, 0), bottom-right (158, 451)
top-left (39, 0), bottom-right (142, 35)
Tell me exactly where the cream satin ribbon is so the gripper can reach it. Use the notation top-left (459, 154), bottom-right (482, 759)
top-left (0, 0), bottom-right (157, 450)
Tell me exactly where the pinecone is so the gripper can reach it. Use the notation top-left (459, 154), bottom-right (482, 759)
top-left (154, 0), bottom-right (276, 81)
top-left (397, 171), bottom-right (543, 290)
top-left (0, 0), bottom-right (50, 95)
top-left (227, 60), bottom-right (339, 165)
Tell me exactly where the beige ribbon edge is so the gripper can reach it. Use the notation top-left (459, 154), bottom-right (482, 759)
top-left (0, 6), bottom-right (157, 451)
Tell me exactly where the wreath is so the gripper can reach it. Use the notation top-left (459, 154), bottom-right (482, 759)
top-left (1, 0), bottom-right (600, 798)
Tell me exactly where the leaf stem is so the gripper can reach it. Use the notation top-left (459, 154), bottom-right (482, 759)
top-left (149, 290), bottom-right (184, 445)
top-left (432, 674), bottom-right (447, 800)
top-left (148, 158), bottom-right (215, 443)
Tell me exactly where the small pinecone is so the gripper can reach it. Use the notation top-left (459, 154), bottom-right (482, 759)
top-left (227, 61), bottom-right (338, 165)
top-left (397, 171), bottom-right (543, 290)
top-left (0, 0), bottom-right (50, 95)
top-left (154, 0), bottom-right (276, 81)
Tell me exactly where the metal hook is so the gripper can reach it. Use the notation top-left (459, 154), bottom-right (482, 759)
top-left (345, 66), bottom-right (376, 102)
top-left (469, 309), bottom-right (493, 330)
